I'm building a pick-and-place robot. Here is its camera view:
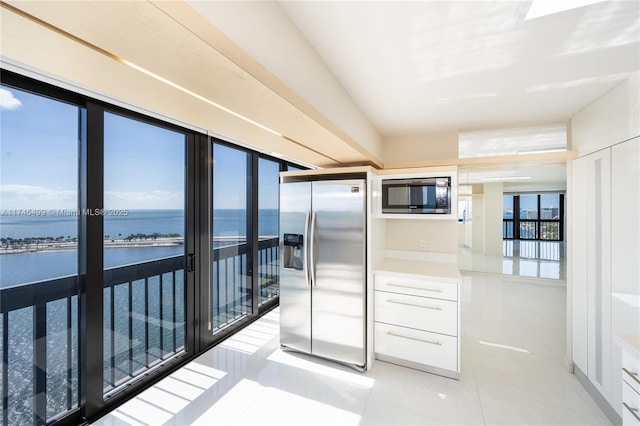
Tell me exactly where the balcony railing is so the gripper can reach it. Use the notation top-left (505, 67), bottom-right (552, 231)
top-left (0, 237), bottom-right (279, 425)
top-left (211, 237), bottom-right (279, 331)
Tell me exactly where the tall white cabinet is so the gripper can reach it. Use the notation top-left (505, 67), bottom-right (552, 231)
top-left (571, 137), bottom-right (639, 417)
top-left (571, 148), bottom-right (612, 400)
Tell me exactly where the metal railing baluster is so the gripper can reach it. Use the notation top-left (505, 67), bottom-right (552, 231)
top-left (215, 261), bottom-right (220, 330)
top-left (172, 271), bottom-right (177, 354)
top-left (33, 301), bottom-right (47, 425)
top-left (144, 277), bottom-right (149, 368)
top-left (66, 296), bottom-right (72, 410)
top-left (109, 284), bottom-right (115, 388)
top-left (159, 274), bottom-right (164, 359)
top-left (232, 256), bottom-right (237, 321)
top-left (128, 281), bottom-right (133, 378)
top-left (3, 312), bottom-right (9, 426)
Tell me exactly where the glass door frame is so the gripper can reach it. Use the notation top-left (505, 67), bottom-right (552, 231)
top-left (83, 101), bottom-right (198, 422)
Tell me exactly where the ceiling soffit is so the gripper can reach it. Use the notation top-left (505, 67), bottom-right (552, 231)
top-left (1, 1), bottom-right (383, 168)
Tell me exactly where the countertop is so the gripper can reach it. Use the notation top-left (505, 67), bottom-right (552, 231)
top-left (375, 258), bottom-right (461, 282)
top-left (615, 334), bottom-right (640, 356)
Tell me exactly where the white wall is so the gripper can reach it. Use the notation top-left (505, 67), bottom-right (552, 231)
top-left (483, 182), bottom-right (504, 256)
top-left (471, 194), bottom-right (484, 254)
top-left (385, 220), bottom-right (458, 255)
top-left (383, 131), bottom-right (459, 165)
top-left (467, 183), bottom-right (503, 256)
top-left (571, 73), bottom-right (640, 156)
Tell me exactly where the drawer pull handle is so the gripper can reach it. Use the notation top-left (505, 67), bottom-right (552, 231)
top-left (387, 331), bottom-right (442, 345)
top-left (623, 367), bottom-right (640, 385)
top-left (387, 299), bottom-right (442, 310)
top-left (387, 283), bottom-right (442, 292)
top-left (623, 402), bottom-right (640, 422)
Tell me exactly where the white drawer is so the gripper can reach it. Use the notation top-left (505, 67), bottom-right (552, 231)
top-left (375, 273), bottom-right (458, 301)
top-left (375, 322), bottom-right (457, 372)
top-left (623, 380), bottom-right (640, 425)
top-left (624, 350), bottom-right (640, 395)
top-left (375, 291), bottom-right (457, 336)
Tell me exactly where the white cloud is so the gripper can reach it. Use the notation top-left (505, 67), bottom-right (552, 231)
top-left (0, 184), bottom-right (76, 209)
top-left (0, 186), bottom-right (183, 210)
top-left (0, 88), bottom-right (23, 111)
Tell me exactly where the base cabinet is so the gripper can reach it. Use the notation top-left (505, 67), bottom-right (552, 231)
top-left (622, 340), bottom-right (640, 425)
top-left (373, 266), bottom-right (460, 379)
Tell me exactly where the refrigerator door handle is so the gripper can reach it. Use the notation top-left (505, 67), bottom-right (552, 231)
top-left (304, 212), bottom-right (311, 286)
top-left (310, 211), bottom-right (317, 286)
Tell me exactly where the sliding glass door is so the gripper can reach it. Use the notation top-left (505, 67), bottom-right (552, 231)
top-left (102, 111), bottom-right (189, 394)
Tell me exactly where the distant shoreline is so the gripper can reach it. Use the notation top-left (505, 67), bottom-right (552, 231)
top-left (0, 235), bottom-right (279, 255)
top-left (0, 237), bottom-right (184, 255)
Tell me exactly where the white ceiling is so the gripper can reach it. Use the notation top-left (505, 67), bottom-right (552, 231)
top-left (278, 0), bottom-right (639, 137)
top-left (184, 0), bottom-right (638, 190)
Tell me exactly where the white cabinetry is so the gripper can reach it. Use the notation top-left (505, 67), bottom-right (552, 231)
top-left (374, 260), bottom-right (460, 379)
top-left (572, 137), bottom-right (639, 416)
top-left (612, 138), bottom-right (640, 415)
top-left (572, 148), bottom-right (613, 400)
top-left (617, 336), bottom-right (640, 425)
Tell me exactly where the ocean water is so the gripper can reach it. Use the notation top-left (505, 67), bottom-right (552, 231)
top-left (0, 209), bottom-right (278, 287)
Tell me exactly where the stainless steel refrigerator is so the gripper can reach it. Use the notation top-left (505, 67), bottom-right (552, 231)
top-left (279, 175), bottom-right (366, 371)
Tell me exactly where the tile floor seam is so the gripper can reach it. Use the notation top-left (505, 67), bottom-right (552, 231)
top-left (462, 334), bottom-right (488, 426)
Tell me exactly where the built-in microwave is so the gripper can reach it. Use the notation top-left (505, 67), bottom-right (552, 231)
top-left (381, 177), bottom-right (451, 214)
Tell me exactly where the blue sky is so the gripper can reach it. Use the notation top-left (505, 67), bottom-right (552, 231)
top-left (213, 143), bottom-right (279, 210)
top-left (1, 86), bottom-right (79, 210)
top-left (1, 85), bottom-right (279, 211)
top-left (0, 86), bottom-right (186, 210)
top-left (104, 111), bottom-right (184, 209)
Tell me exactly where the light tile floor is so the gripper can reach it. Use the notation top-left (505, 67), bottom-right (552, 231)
top-left (95, 274), bottom-right (608, 425)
